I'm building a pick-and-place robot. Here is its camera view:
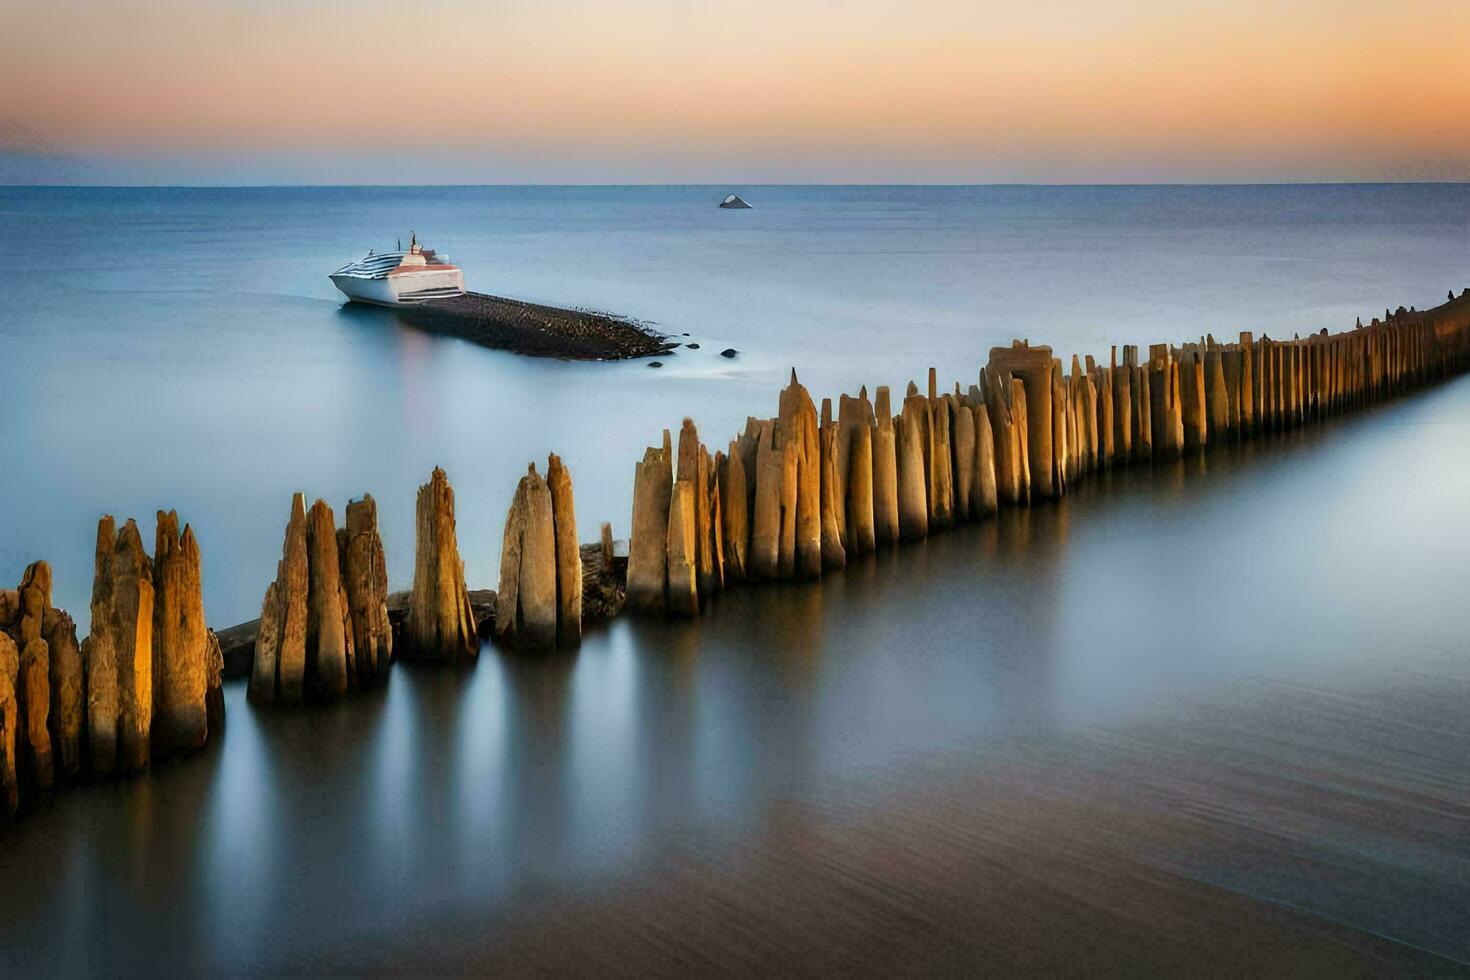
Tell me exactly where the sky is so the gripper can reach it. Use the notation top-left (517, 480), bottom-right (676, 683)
top-left (2, 0), bottom-right (1468, 184)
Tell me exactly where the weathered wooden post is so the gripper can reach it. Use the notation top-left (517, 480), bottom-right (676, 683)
top-left (495, 464), bottom-right (559, 649)
top-left (871, 387), bottom-right (900, 548)
top-left (305, 500), bottom-right (349, 695)
top-left (1112, 347), bottom-right (1132, 464)
top-left (718, 441), bottom-right (748, 582)
top-left (1095, 360), bottom-right (1114, 470)
top-left (86, 516), bottom-right (155, 772)
top-left (818, 411), bottom-right (846, 571)
top-left (627, 432), bottom-right (673, 611)
top-left (405, 468), bottom-right (478, 661)
top-left (666, 480), bottom-right (699, 616)
top-left (952, 391), bottom-right (975, 522)
top-left (846, 388), bottom-right (877, 554)
top-left (340, 495), bottom-right (392, 683)
top-left (986, 373), bottom-right (1021, 505)
top-left (44, 607), bottom-right (83, 778)
top-left (779, 372), bottom-right (823, 580)
top-left (547, 454), bottom-right (582, 647)
top-left (971, 399), bottom-right (999, 517)
top-left (0, 635), bottom-right (18, 815)
top-left (897, 388), bottom-right (930, 540)
top-left (1238, 332), bottom-right (1256, 436)
top-left (151, 512), bottom-right (211, 754)
top-left (748, 422), bottom-right (784, 579)
top-left (987, 343), bottom-right (1056, 499)
top-left (930, 391), bottom-right (955, 529)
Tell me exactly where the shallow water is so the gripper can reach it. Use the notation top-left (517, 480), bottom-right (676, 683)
top-left (1, 373), bottom-right (1468, 972)
top-left (2, 184), bottom-right (1468, 624)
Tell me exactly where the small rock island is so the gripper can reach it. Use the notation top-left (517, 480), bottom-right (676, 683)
top-left (719, 194), bottom-right (752, 209)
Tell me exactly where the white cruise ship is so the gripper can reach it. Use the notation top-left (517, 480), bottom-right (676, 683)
top-left (329, 235), bottom-right (465, 306)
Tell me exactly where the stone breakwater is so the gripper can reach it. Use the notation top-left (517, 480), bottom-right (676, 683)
top-left (400, 292), bottom-right (674, 360)
top-left (2, 288), bottom-right (1468, 824)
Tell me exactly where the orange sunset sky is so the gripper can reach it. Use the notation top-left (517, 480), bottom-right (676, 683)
top-left (2, 0), bottom-right (1468, 183)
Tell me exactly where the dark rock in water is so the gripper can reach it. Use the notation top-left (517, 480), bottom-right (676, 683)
top-left (400, 292), bottom-right (667, 361)
top-left (649, 361), bottom-right (663, 369)
top-left (686, 343), bottom-right (701, 349)
top-left (681, 333), bottom-right (690, 337)
top-left (719, 194), bottom-right (752, 209)
top-left (720, 348), bottom-right (739, 358)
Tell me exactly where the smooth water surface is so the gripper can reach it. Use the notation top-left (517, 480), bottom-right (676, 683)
top-left (0, 185), bottom-right (1467, 972)
top-left (0, 374), bottom-right (1468, 972)
top-left (2, 184), bottom-right (1468, 623)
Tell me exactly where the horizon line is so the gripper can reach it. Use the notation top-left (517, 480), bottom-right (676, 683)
top-left (5, 179), bottom-right (1470, 190)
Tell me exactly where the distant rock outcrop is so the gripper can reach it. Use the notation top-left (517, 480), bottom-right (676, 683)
top-left (719, 194), bottom-right (752, 209)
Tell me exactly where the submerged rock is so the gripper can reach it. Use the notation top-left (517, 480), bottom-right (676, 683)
top-left (648, 361), bottom-right (663, 369)
top-left (720, 348), bottom-right (738, 358)
top-left (686, 343), bottom-right (701, 350)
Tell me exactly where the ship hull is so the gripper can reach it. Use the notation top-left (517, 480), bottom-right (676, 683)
top-left (331, 266), bottom-right (465, 307)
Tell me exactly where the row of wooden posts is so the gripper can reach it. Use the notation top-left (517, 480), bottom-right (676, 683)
top-left (0, 514), bottom-right (226, 819)
top-left (624, 294), bottom-right (1470, 617)
top-left (2, 290), bottom-right (1467, 823)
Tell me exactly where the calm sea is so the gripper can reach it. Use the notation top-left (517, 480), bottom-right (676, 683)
top-left (2, 184), bottom-right (1468, 623)
top-left (0, 185), bottom-right (1468, 972)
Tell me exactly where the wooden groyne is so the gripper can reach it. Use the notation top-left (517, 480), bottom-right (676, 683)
top-left (0, 513), bottom-right (223, 819)
top-left (2, 287), bottom-right (1468, 824)
top-left (620, 290), bottom-right (1470, 612)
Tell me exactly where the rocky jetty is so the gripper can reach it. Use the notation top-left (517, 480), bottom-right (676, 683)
top-left (401, 293), bottom-right (671, 361)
